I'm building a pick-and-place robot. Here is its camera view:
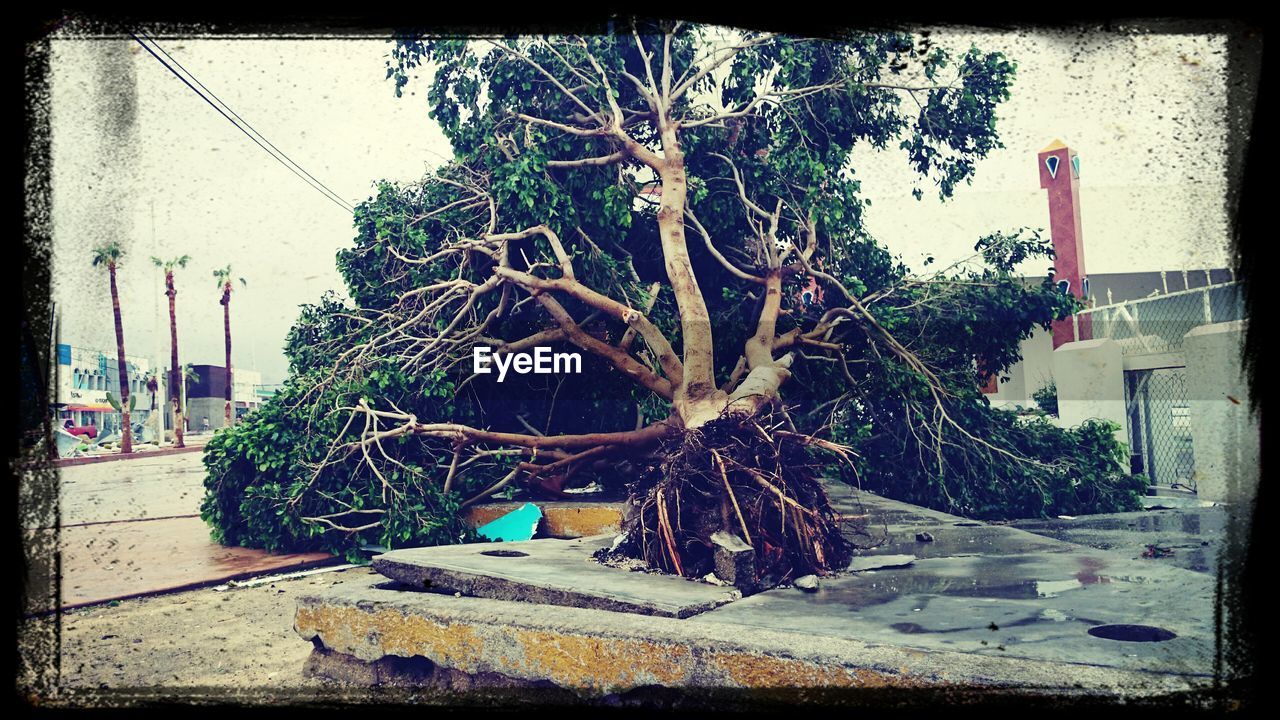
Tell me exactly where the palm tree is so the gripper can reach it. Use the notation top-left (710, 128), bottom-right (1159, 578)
top-left (152, 255), bottom-right (191, 447)
top-left (91, 241), bottom-right (133, 454)
top-left (181, 363), bottom-right (199, 433)
top-left (213, 266), bottom-right (246, 429)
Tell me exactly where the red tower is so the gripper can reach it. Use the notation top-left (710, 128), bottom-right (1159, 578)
top-left (1038, 139), bottom-right (1090, 348)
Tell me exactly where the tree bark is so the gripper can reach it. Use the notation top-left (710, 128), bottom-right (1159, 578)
top-left (654, 121), bottom-right (728, 426)
top-left (222, 284), bottom-right (233, 429)
top-left (166, 271), bottom-right (184, 448)
top-left (109, 263), bottom-right (133, 454)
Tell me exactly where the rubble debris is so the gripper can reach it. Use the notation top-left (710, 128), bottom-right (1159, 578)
top-left (710, 531), bottom-right (757, 593)
top-left (915, 531), bottom-right (934, 543)
top-left (793, 575), bottom-right (820, 592)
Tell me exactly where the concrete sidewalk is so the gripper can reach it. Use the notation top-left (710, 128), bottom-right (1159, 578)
top-left (33, 519), bottom-right (338, 611)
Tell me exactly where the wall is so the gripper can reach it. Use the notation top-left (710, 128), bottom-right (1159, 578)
top-left (187, 397), bottom-right (229, 432)
top-left (1052, 338), bottom-right (1127, 446)
top-left (1183, 321), bottom-right (1259, 505)
top-left (987, 328), bottom-right (1054, 410)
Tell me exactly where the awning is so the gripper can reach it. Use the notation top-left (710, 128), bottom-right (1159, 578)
top-left (65, 404), bottom-right (115, 412)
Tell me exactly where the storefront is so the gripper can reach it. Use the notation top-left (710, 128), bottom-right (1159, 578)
top-left (54, 343), bottom-right (153, 436)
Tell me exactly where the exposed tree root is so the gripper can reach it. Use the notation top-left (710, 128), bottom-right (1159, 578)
top-left (616, 411), bottom-right (861, 585)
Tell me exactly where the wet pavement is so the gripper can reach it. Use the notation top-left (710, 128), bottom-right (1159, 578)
top-left (57, 451), bottom-right (208, 526)
top-left (27, 449), bottom-right (337, 613)
top-left (35, 518), bottom-right (336, 610)
top-left (711, 488), bottom-right (1218, 675)
top-left (692, 549), bottom-right (1214, 676)
top-left (1009, 507), bottom-right (1225, 574)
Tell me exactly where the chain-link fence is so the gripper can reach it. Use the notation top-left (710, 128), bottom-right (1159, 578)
top-left (1125, 368), bottom-right (1196, 491)
top-left (1074, 282), bottom-right (1244, 355)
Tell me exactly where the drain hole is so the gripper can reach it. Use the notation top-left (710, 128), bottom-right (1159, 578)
top-left (480, 549), bottom-right (530, 557)
top-left (1087, 624), bottom-right (1177, 642)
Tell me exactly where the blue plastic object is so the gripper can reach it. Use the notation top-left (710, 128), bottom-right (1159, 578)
top-left (475, 502), bottom-right (543, 542)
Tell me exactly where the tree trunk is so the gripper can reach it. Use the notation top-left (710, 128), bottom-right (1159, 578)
top-left (222, 284), bottom-right (233, 429)
top-left (654, 122), bottom-right (729, 427)
top-left (167, 272), bottom-right (184, 448)
top-left (109, 263), bottom-right (133, 454)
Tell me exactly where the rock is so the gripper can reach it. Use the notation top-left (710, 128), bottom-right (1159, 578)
top-left (710, 531), bottom-right (758, 594)
top-left (915, 531), bottom-right (934, 542)
top-left (793, 575), bottom-right (819, 592)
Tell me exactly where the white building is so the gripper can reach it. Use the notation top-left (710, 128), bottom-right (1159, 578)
top-left (54, 343), bottom-right (154, 435)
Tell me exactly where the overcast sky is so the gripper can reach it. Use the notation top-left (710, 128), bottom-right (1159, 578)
top-left (48, 28), bottom-right (1233, 386)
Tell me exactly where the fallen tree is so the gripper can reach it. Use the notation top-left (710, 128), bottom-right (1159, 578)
top-left (202, 24), bottom-right (1145, 576)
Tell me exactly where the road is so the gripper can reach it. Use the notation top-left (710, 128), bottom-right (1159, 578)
top-left (60, 451), bottom-right (208, 526)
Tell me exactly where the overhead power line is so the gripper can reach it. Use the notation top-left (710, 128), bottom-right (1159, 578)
top-left (137, 30), bottom-right (355, 213)
top-left (129, 31), bottom-right (356, 214)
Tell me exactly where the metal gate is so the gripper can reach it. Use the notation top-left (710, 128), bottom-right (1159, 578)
top-left (1124, 367), bottom-right (1196, 491)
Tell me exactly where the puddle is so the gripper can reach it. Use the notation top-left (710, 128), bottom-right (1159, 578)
top-left (1087, 624), bottom-right (1177, 642)
top-left (479, 550), bottom-right (530, 558)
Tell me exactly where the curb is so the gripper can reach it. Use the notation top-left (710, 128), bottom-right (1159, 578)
top-left (54, 444), bottom-right (205, 468)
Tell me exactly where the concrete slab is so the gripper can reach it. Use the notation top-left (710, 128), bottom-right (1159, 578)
top-left (827, 485), bottom-right (963, 527)
top-left (295, 571), bottom-right (1204, 696)
top-left (859, 520), bottom-right (1078, 557)
top-left (372, 535), bottom-right (741, 618)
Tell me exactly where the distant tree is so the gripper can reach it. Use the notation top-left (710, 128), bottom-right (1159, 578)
top-left (152, 254), bottom-right (192, 446)
top-left (91, 240), bottom-right (133, 454)
top-left (212, 266), bottom-right (246, 429)
top-left (1032, 380), bottom-right (1059, 417)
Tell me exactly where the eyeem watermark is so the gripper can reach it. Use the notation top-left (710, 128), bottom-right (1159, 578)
top-left (473, 346), bottom-right (583, 382)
